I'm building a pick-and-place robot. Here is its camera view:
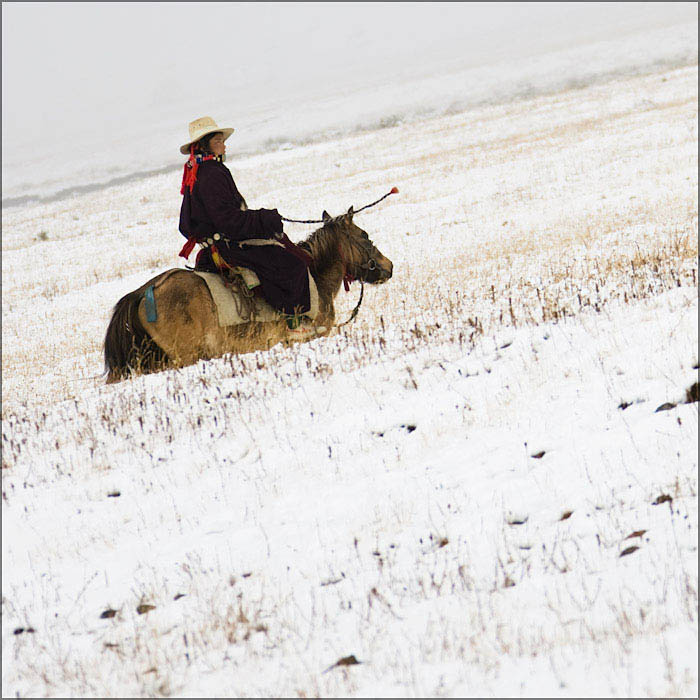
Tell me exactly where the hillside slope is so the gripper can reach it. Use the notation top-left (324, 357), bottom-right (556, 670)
top-left (2, 65), bottom-right (698, 697)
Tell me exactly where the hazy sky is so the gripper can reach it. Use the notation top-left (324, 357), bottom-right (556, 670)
top-left (2, 2), bottom-right (696, 199)
top-left (3, 3), bottom-right (696, 135)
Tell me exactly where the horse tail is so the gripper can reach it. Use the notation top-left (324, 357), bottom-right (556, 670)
top-left (104, 286), bottom-right (168, 383)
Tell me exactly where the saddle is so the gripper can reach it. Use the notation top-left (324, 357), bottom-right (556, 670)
top-left (195, 267), bottom-right (319, 327)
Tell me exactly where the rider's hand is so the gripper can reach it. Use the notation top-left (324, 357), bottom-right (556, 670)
top-left (260, 208), bottom-right (283, 237)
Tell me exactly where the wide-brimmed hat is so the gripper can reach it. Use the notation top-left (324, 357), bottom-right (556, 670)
top-left (180, 116), bottom-right (234, 154)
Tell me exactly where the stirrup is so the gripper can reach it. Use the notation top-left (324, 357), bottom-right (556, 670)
top-left (286, 316), bottom-right (326, 339)
top-left (287, 318), bottom-right (315, 337)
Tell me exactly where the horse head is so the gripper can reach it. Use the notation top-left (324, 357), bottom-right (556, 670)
top-left (322, 206), bottom-right (393, 284)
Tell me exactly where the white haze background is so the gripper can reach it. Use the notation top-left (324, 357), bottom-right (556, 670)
top-left (1, 2), bottom-right (697, 205)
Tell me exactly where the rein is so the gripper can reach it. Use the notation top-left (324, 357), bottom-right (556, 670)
top-left (335, 280), bottom-right (364, 329)
top-left (333, 241), bottom-right (363, 328)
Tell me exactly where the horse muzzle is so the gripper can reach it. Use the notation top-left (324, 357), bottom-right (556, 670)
top-left (379, 260), bottom-right (393, 282)
top-left (364, 259), bottom-right (393, 284)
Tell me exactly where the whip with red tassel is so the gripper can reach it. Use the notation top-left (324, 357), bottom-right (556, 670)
top-left (352, 186), bottom-right (399, 215)
top-left (280, 186), bottom-right (399, 224)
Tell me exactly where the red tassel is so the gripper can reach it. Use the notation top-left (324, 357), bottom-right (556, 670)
top-left (390, 186), bottom-right (399, 194)
top-left (180, 145), bottom-right (199, 195)
top-left (180, 146), bottom-right (219, 195)
top-left (178, 236), bottom-right (197, 259)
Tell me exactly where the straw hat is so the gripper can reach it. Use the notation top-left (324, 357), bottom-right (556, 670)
top-left (180, 116), bottom-right (234, 154)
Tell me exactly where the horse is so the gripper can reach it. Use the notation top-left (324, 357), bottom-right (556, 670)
top-left (103, 207), bottom-right (393, 383)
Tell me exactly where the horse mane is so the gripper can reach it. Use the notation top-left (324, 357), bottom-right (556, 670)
top-left (299, 219), bottom-right (344, 273)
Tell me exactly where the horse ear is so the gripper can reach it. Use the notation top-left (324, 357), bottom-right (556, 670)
top-left (322, 210), bottom-right (332, 223)
top-left (347, 206), bottom-right (354, 219)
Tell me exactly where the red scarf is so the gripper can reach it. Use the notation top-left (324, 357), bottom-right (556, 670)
top-left (180, 146), bottom-right (217, 195)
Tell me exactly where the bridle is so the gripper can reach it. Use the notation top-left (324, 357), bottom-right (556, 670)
top-left (337, 237), bottom-right (378, 291)
top-left (333, 230), bottom-right (383, 328)
top-left (279, 185), bottom-right (396, 285)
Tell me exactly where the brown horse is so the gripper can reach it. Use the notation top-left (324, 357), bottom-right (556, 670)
top-left (104, 208), bottom-right (393, 383)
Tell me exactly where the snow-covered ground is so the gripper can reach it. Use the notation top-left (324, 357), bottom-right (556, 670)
top-left (2, 17), bottom-right (698, 699)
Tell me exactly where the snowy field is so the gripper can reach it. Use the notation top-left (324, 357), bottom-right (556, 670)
top-left (2, 20), bottom-right (699, 700)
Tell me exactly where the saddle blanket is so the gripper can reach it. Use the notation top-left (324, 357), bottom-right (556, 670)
top-left (194, 269), bottom-right (319, 327)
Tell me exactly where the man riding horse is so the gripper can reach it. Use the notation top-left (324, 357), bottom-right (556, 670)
top-left (178, 116), bottom-right (316, 337)
top-left (104, 125), bottom-right (394, 382)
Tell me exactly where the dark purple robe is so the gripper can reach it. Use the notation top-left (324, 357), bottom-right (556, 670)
top-left (179, 159), bottom-right (310, 316)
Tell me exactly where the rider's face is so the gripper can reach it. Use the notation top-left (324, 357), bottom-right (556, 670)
top-left (206, 133), bottom-right (226, 157)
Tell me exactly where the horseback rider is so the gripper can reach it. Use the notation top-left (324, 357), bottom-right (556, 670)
top-left (178, 116), bottom-right (314, 332)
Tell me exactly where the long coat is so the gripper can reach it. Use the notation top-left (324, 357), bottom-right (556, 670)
top-left (179, 159), bottom-right (310, 316)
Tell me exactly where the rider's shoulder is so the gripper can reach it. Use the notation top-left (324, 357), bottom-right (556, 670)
top-left (197, 159), bottom-right (231, 180)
